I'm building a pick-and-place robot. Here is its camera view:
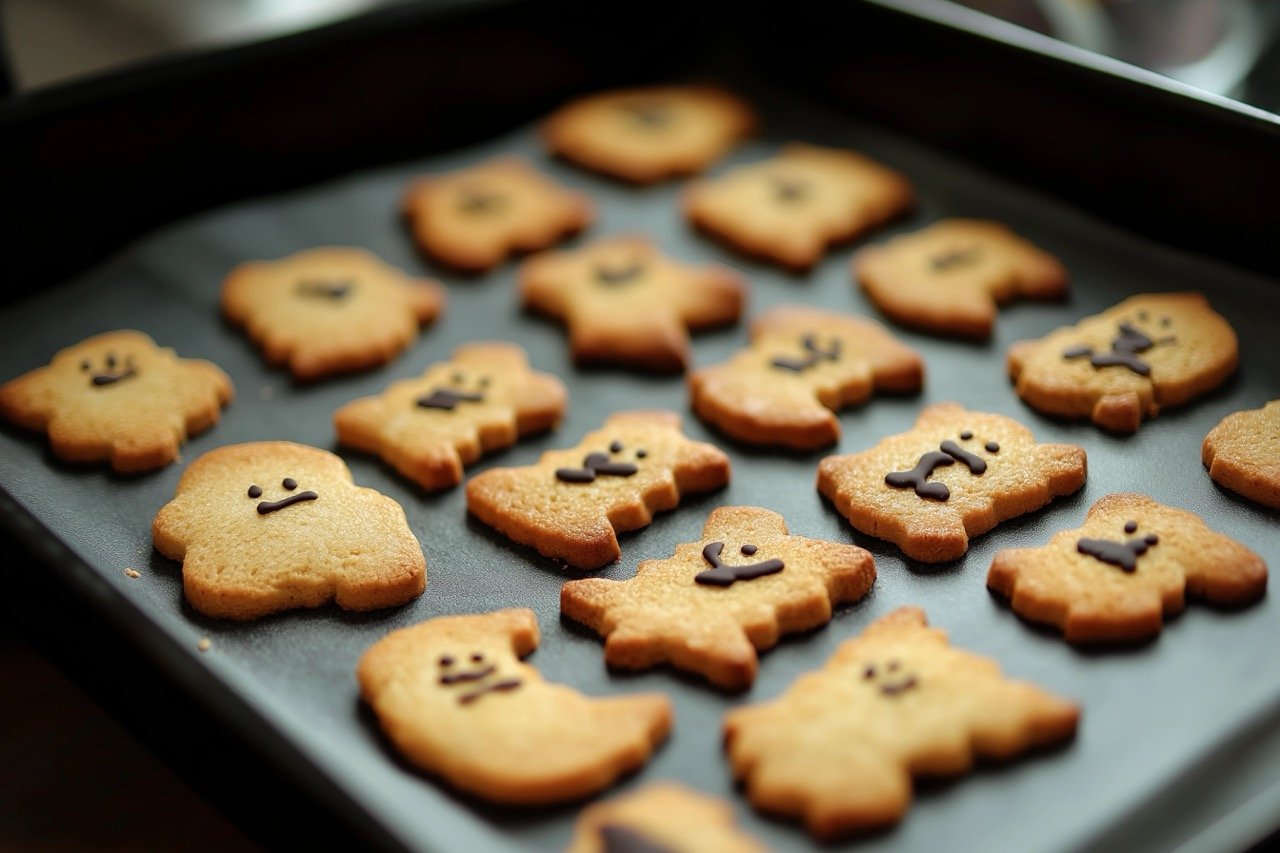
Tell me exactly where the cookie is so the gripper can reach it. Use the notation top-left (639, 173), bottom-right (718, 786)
top-left (402, 156), bottom-right (593, 271)
top-left (543, 85), bottom-right (755, 183)
top-left (817, 403), bottom-right (1087, 563)
top-left (683, 142), bottom-right (914, 270)
top-left (855, 218), bottom-right (1068, 339)
top-left (1007, 292), bottom-right (1238, 433)
top-left (152, 441), bottom-right (425, 619)
top-left (562, 506), bottom-right (875, 690)
top-left (1202, 400), bottom-right (1280, 509)
top-left (567, 783), bottom-right (764, 853)
top-left (519, 235), bottom-right (745, 373)
top-left (689, 306), bottom-right (924, 449)
top-left (334, 343), bottom-right (567, 491)
top-left (466, 411), bottom-right (730, 569)
top-left (988, 493), bottom-right (1268, 644)
top-left (723, 607), bottom-right (1079, 839)
top-left (0, 330), bottom-right (232, 473)
top-left (221, 247), bottom-right (445, 381)
top-left (357, 609), bottom-right (671, 804)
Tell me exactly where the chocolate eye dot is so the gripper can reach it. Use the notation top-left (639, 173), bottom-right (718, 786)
top-left (80, 360), bottom-right (90, 371)
top-left (609, 440), bottom-right (624, 453)
top-left (1138, 311), bottom-right (1149, 322)
top-left (439, 655), bottom-right (454, 667)
top-left (248, 485), bottom-right (263, 499)
top-left (985, 441), bottom-right (1000, 453)
top-left (479, 377), bottom-right (491, 388)
top-left (888, 660), bottom-right (900, 672)
top-left (470, 652), bottom-right (484, 663)
top-left (960, 430), bottom-right (973, 440)
top-left (106, 354), bottom-right (117, 368)
top-left (283, 478), bottom-right (297, 491)
top-left (1161, 317), bottom-right (1171, 327)
top-left (862, 665), bottom-right (876, 680)
top-left (1145, 534), bottom-right (1159, 545)
top-left (635, 448), bottom-right (647, 459)
top-left (741, 544), bottom-right (758, 556)
top-left (1124, 520), bottom-right (1138, 534)
top-left (452, 372), bottom-right (464, 384)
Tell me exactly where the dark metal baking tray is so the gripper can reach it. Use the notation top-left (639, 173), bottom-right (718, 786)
top-left (2, 2), bottom-right (1279, 851)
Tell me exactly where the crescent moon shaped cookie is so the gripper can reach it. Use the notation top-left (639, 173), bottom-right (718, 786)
top-left (1202, 400), bottom-right (1280, 509)
top-left (567, 784), bottom-right (765, 853)
top-left (357, 609), bottom-right (672, 805)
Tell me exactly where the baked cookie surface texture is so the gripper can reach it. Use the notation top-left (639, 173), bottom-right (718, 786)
top-left (1202, 400), bottom-right (1280, 509)
top-left (566, 783), bottom-right (765, 853)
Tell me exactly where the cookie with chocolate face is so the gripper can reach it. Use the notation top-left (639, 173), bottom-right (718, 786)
top-left (1202, 400), bottom-right (1280, 509)
top-left (357, 609), bottom-right (671, 805)
top-left (402, 157), bottom-right (594, 272)
top-left (543, 85), bottom-right (755, 183)
top-left (152, 441), bottom-right (425, 619)
top-left (567, 783), bottom-right (765, 853)
top-left (520, 235), bottom-right (745, 373)
top-left (221, 247), bottom-right (444, 381)
top-left (855, 219), bottom-right (1068, 339)
top-left (562, 506), bottom-right (875, 690)
top-left (683, 143), bottom-right (914, 270)
top-left (723, 607), bottom-right (1079, 839)
top-left (817, 403), bottom-right (1087, 563)
top-left (0, 330), bottom-right (232, 473)
top-left (689, 306), bottom-right (924, 449)
top-left (988, 493), bottom-right (1267, 644)
top-left (334, 343), bottom-right (567, 491)
top-left (1008, 292), bottom-right (1238, 433)
top-left (466, 411), bottom-right (731, 570)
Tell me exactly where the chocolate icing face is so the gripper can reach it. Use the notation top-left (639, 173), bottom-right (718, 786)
top-left (1077, 520), bottom-right (1159, 572)
top-left (295, 278), bottom-right (353, 300)
top-left (249, 476), bottom-right (319, 515)
top-left (771, 334), bottom-right (842, 372)
top-left (416, 371), bottom-right (491, 410)
top-left (437, 651), bottom-right (523, 705)
top-left (885, 432), bottom-right (996, 501)
top-left (599, 825), bottom-right (675, 853)
top-left (456, 186), bottom-right (505, 214)
top-left (861, 658), bottom-right (919, 697)
top-left (695, 541), bottom-right (785, 587)
top-left (930, 245), bottom-right (982, 271)
top-left (81, 352), bottom-right (138, 387)
top-left (771, 175), bottom-right (808, 202)
top-left (1063, 318), bottom-right (1177, 377)
top-left (594, 262), bottom-right (646, 286)
top-left (620, 102), bottom-right (671, 128)
top-left (555, 441), bottom-right (643, 484)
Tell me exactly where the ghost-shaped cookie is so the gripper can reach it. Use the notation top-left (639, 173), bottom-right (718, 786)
top-left (1202, 400), bottom-right (1280, 509)
top-left (567, 783), bottom-right (765, 853)
top-left (152, 441), bottom-right (425, 619)
top-left (562, 506), bottom-right (875, 689)
top-left (357, 609), bottom-right (672, 804)
top-left (0, 330), bottom-right (233, 473)
top-left (334, 343), bottom-right (567, 491)
top-left (817, 403), bottom-right (1087, 563)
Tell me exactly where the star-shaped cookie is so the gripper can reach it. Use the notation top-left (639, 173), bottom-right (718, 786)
top-left (567, 783), bottom-right (765, 853)
top-left (1202, 400), bottom-right (1280, 509)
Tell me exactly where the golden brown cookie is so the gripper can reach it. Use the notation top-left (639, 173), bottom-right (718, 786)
top-left (402, 157), bottom-right (594, 271)
top-left (152, 441), bottom-right (425, 619)
top-left (567, 783), bottom-right (765, 853)
top-left (543, 85), bottom-right (755, 184)
top-left (988, 493), bottom-right (1268, 644)
top-left (562, 506), bottom-right (875, 690)
top-left (1007, 292), bottom-right (1238, 434)
top-left (1202, 400), bottom-right (1280, 509)
top-left (221, 247), bottom-right (444, 382)
top-left (334, 343), bottom-right (567, 491)
top-left (0, 330), bottom-right (232, 473)
top-left (689, 306), bottom-right (924, 449)
top-left (817, 403), bottom-right (1087, 563)
top-left (357, 609), bottom-right (671, 804)
top-left (723, 607), bottom-right (1080, 839)
top-left (683, 142), bottom-right (914, 270)
top-left (855, 218), bottom-right (1068, 339)
top-left (466, 411), bottom-right (730, 570)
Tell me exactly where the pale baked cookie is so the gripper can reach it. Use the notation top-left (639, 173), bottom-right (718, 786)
top-left (520, 235), bottom-right (745, 373)
top-left (561, 506), bottom-right (875, 690)
top-left (855, 218), bottom-right (1068, 339)
top-left (402, 157), bottom-right (593, 271)
top-left (988, 493), bottom-right (1268, 644)
top-left (334, 343), bottom-right (566, 491)
top-left (723, 607), bottom-right (1079, 839)
top-left (1202, 400), bottom-right (1280, 509)
top-left (466, 411), bottom-right (730, 570)
top-left (1008, 292), bottom-right (1238, 434)
top-left (357, 609), bottom-right (671, 804)
top-left (817, 403), bottom-right (1086, 563)
top-left (152, 441), bottom-right (425, 619)
top-left (567, 783), bottom-right (765, 853)
top-left (543, 85), bottom-right (755, 183)
top-left (0, 330), bottom-right (232, 473)
top-left (689, 306), bottom-right (924, 449)
top-left (684, 142), bottom-right (914, 270)
top-left (221, 247), bottom-right (444, 382)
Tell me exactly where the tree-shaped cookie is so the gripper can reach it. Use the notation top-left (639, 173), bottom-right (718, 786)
top-left (988, 493), bottom-right (1267, 644)
top-left (817, 403), bottom-right (1086, 562)
top-left (1202, 400), bottom-right (1280, 509)
top-left (466, 411), bottom-right (731, 569)
top-left (221, 247), bottom-right (445, 381)
top-left (689, 306), bottom-right (924, 449)
top-left (683, 142), bottom-right (914, 270)
top-left (357, 609), bottom-right (671, 804)
top-left (0, 330), bottom-right (232, 473)
top-left (562, 506), bottom-right (875, 689)
top-left (152, 441), bottom-right (425, 619)
top-left (1008, 292), bottom-right (1238, 433)
top-left (402, 156), bottom-right (594, 271)
top-left (334, 342), bottom-right (567, 491)
top-left (723, 607), bottom-right (1079, 839)
top-left (543, 85), bottom-right (756, 183)
top-left (567, 783), bottom-right (765, 853)
top-left (520, 235), bottom-right (745, 373)
top-left (855, 218), bottom-right (1068, 339)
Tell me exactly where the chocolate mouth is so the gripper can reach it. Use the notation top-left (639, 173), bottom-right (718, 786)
top-left (555, 451), bottom-right (639, 484)
top-left (879, 676), bottom-right (918, 696)
top-left (256, 491), bottom-right (319, 515)
top-left (594, 262), bottom-right (645, 285)
top-left (91, 369), bottom-right (138, 387)
top-left (296, 279), bottom-right (353, 300)
top-left (458, 676), bottom-right (523, 705)
top-left (695, 541), bottom-right (785, 587)
top-left (417, 388), bottom-right (485, 410)
top-left (439, 665), bottom-right (495, 685)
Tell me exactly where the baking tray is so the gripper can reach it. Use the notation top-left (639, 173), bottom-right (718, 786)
top-left (2, 2), bottom-right (1280, 851)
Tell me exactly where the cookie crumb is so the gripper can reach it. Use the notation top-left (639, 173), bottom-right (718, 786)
top-left (197, 637), bottom-right (212, 652)
top-left (123, 568), bottom-right (141, 578)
